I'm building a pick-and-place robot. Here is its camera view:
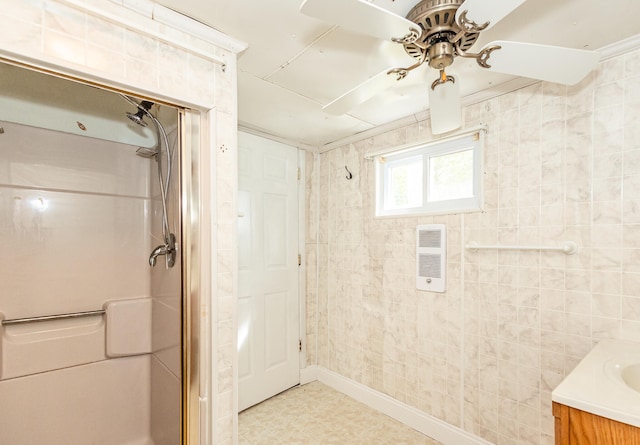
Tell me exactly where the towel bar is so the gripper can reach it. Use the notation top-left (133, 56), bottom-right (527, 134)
top-left (465, 241), bottom-right (578, 255)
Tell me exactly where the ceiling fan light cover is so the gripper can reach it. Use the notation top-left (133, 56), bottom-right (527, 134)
top-left (429, 80), bottom-right (461, 135)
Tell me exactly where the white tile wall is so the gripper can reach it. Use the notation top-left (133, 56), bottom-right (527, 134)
top-left (307, 48), bottom-right (640, 445)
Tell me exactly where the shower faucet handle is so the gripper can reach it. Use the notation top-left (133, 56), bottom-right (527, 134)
top-left (149, 233), bottom-right (176, 268)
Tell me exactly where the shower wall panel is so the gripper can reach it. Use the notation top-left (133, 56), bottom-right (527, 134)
top-left (0, 121), bottom-right (151, 325)
top-left (0, 356), bottom-right (151, 445)
top-left (0, 121), bottom-right (155, 443)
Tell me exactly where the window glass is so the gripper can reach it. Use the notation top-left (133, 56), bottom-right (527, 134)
top-left (385, 156), bottom-right (422, 209)
top-left (374, 130), bottom-right (483, 216)
top-left (428, 149), bottom-right (473, 202)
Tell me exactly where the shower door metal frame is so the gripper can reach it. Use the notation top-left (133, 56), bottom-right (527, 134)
top-left (180, 108), bottom-right (203, 445)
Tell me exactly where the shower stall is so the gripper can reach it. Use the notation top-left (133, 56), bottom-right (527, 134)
top-left (0, 63), bottom-right (184, 444)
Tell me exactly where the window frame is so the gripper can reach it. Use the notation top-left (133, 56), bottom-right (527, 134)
top-left (374, 129), bottom-right (484, 217)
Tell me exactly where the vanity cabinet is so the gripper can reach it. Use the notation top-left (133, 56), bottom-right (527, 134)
top-left (553, 402), bottom-right (640, 445)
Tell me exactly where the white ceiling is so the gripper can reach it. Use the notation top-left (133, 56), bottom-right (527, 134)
top-left (154, 0), bottom-right (640, 148)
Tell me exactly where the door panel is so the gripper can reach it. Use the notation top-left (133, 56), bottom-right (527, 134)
top-left (263, 193), bottom-right (288, 267)
top-left (264, 291), bottom-right (289, 369)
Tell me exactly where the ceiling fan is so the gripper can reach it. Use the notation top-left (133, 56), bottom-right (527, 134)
top-left (300, 0), bottom-right (601, 134)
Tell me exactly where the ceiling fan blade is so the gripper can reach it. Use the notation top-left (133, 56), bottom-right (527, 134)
top-left (456, 0), bottom-right (527, 31)
top-left (481, 41), bottom-right (601, 85)
top-left (428, 80), bottom-right (462, 135)
top-left (323, 69), bottom-right (400, 115)
top-left (300, 0), bottom-right (417, 42)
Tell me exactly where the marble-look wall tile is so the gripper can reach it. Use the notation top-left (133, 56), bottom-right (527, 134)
top-left (87, 15), bottom-right (125, 53)
top-left (44, 2), bottom-right (85, 39)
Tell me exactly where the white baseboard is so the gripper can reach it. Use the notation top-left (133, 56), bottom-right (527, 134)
top-left (299, 366), bottom-right (493, 445)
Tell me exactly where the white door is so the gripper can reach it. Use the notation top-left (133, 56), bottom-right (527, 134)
top-left (237, 132), bottom-right (300, 411)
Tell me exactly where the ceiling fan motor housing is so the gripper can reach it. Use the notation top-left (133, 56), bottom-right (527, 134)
top-left (404, 0), bottom-right (480, 68)
top-left (428, 40), bottom-right (455, 69)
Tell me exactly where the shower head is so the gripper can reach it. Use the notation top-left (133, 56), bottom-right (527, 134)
top-left (126, 110), bottom-right (147, 127)
top-left (126, 100), bottom-right (154, 127)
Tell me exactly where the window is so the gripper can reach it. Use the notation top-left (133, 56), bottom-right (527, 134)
top-left (375, 130), bottom-right (484, 216)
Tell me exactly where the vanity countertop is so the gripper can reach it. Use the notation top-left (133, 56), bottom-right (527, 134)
top-left (552, 339), bottom-right (640, 428)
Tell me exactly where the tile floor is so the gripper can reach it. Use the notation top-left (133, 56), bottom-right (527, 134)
top-left (239, 381), bottom-right (443, 444)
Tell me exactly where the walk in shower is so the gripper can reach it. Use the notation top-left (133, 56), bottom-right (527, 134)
top-left (0, 62), bottom-right (183, 444)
